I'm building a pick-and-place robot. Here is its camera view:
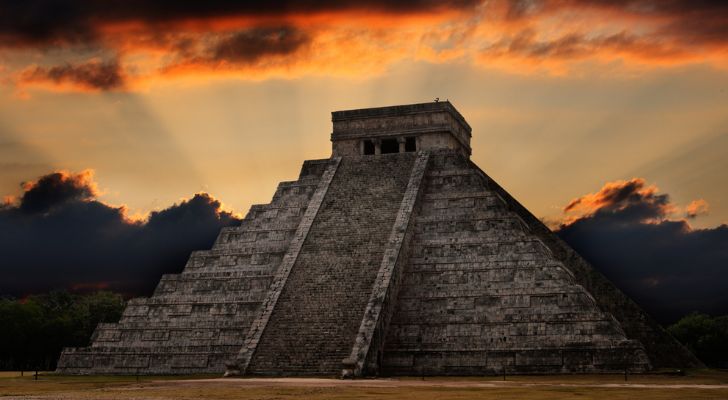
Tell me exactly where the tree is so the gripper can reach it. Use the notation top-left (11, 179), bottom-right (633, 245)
top-left (0, 298), bottom-right (42, 370)
top-left (668, 313), bottom-right (728, 368)
top-left (0, 291), bottom-right (125, 371)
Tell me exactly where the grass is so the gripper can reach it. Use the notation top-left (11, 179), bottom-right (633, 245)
top-left (0, 369), bottom-right (726, 399)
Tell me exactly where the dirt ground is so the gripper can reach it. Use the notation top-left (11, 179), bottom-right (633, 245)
top-left (1, 370), bottom-right (727, 400)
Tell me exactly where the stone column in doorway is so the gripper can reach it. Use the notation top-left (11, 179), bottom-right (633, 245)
top-left (398, 137), bottom-right (406, 153)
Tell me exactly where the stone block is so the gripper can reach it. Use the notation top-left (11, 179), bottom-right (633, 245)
top-left (171, 355), bottom-right (209, 369)
top-left (114, 355), bottom-right (150, 369)
top-left (515, 350), bottom-right (562, 367)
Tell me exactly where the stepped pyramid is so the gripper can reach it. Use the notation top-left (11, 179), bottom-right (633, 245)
top-left (57, 101), bottom-right (701, 376)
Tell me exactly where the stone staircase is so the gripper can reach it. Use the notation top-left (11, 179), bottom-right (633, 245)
top-left (56, 160), bottom-right (330, 374)
top-left (245, 154), bottom-right (417, 375)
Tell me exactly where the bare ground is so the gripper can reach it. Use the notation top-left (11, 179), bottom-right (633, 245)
top-left (1, 370), bottom-right (727, 400)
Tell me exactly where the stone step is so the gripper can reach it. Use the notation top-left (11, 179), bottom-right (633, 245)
top-left (104, 319), bottom-right (255, 330)
top-left (407, 248), bottom-right (554, 264)
top-left (153, 276), bottom-right (273, 295)
top-left (390, 311), bottom-right (613, 325)
top-left (182, 265), bottom-right (279, 275)
top-left (165, 271), bottom-right (275, 280)
top-left (426, 168), bottom-right (479, 177)
top-left (414, 209), bottom-right (514, 222)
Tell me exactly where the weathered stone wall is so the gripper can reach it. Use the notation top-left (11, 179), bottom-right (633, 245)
top-left (245, 154), bottom-right (417, 375)
top-left (56, 160), bottom-right (330, 374)
top-left (381, 152), bottom-right (651, 375)
top-left (332, 133), bottom-right (464, 158)
top-left (331, 102), bottom-right (472, 158)
top-left (469, 162), bottom-right (704, 369)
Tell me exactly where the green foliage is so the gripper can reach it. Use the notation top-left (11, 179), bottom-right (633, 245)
top-left (0, 291), bottom-right (125, 371)
top-left (668, 313), bottom-right (728, 368)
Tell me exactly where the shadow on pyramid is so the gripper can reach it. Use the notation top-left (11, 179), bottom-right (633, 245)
top-left (57, 101), bottom-right (702, 377)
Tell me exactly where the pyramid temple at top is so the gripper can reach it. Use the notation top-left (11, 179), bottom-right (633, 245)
top-left (57, 101), bottom-right (702, 377)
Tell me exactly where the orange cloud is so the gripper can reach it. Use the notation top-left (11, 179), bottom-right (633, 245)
top-left (4, 0), bottom-right (728, 92)
top-left (471, 0), bottom-right (728, 75)
top-left (561, 178), bottom-right (676, 225)
top-left (564, 178), bottom-right (653, 212)
top-left (20, 169), bottom-right (100, 200)
top-left (686, 199), bottom-right (710, 219)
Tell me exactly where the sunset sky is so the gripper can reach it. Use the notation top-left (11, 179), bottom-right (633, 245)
top-left (1, 1), bottom-right (726, 321)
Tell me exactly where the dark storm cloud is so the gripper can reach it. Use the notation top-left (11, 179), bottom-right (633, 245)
top-left (163, 26), bottom-right (311, 69)
top-left (0, 0), bottom-right (481, 46)
top-left (506, 0), bottom-right (728, 17)
top-left (21, 60), bottom-right (125, 91)
top-left (487, 30), bottom-right (660, 61)
top-left (0, 170), bottom-right (240, 297)
top-left (18, 170), bottom-right (96, 214)
top-left (556, 179), bottom-right (728, 323)
top-left (504, 0), bottom-right (728, 46)
top-left (481, 5), bottom-right (702, 64)
top-left (210, 27), bottom-right (310, 64)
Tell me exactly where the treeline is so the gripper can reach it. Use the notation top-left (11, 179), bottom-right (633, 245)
top-left (0, 291), bottom-right (125, 371)
top-left (0, 290), bottom-right (726, 371)
top-left (668, 313), bottom-right (728, 369)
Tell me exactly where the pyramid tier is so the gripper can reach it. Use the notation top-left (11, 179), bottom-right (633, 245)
top-left (382, 152), bottom-right (650, 375)
top-left (56, 160), bottom-right (332, 374)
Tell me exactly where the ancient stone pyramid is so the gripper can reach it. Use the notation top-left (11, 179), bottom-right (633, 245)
top-left (57, 102), bottom-right (701, 376)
